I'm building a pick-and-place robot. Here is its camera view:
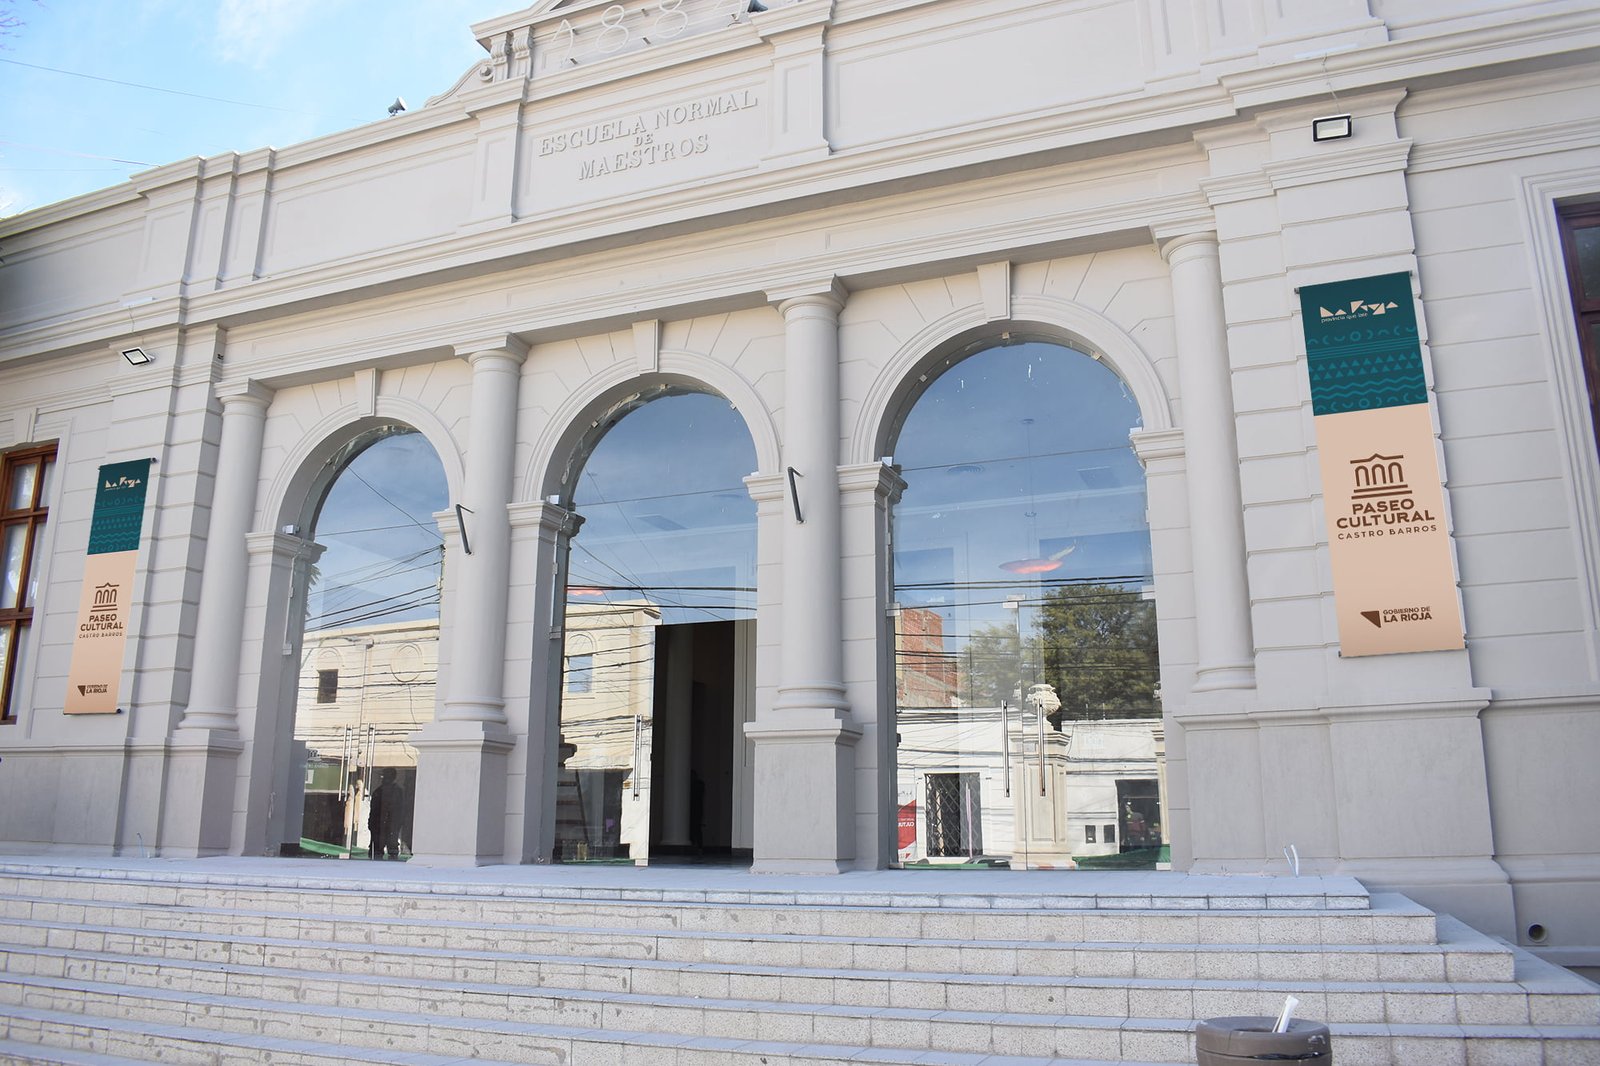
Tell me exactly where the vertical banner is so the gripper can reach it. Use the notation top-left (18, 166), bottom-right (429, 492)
top-left (1300, 273), bottom-right (1464, 657)
top-left (64, 459), bottom-right (154, 713)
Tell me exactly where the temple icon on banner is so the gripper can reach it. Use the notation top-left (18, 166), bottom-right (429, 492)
top-left (1350, 453), bottom-right (1411, 500)
top-left (92, 583), bottom-right (119, 609)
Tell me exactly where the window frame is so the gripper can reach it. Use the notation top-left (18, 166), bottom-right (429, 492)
top-left (1556, 200), bottom-right (1600, 458)
top-left (565, 652), bottom-right (594, 694)
top-left (2, 443), bottom-right (57, 723)
top-left (316, 668), bottom-right (339, 705)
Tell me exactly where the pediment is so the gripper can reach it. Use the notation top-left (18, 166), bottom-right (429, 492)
top-left (470, 0), bottom-right (781, 79)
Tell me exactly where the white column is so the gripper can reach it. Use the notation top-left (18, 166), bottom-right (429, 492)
top-left (179, 380), bottom-right (273, 731)
top-left (746, 278), bottom-right (858, 873)
top-left (773, 281), bottom-right (848, 720)
top-left (440, 341), bottom-right (527, 723)
top-left (409, 336), bottom-right (526, 866)
top-left (1160, 231), bottom-right (1256, 693)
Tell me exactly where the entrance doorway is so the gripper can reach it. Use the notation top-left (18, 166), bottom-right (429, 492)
top-left (552, 388), bottom-right (759, 865)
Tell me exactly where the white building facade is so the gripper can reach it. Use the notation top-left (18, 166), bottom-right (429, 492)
top-left (2, 0), bottom-right (1599, 975)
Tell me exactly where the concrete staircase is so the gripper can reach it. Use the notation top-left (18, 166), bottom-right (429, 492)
top-left (0, 859), bottom-right (1594, 1065)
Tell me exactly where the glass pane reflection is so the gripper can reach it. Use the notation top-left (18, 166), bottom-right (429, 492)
top-left (556, 392), bottom-right (758, 864)
top-left (293, 429), bottom-right (448, 859)
top-left (891, 341), bottom-right (1165, 870)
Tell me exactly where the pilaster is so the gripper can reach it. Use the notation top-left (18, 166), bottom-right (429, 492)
top-left (754, 0), bottom-right (834, 168)
top-left (1155, 229), bottom-right (1257, 696)
top-left (177, 381), bottom-right (272, 719)
top-left (506, 500), bottom-right (583, 865)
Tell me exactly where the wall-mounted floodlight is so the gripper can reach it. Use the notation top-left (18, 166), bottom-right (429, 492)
top-left (121, 347), bottom-right (151, 366)
top-left (1312, 114), bottom-right (1353, 142)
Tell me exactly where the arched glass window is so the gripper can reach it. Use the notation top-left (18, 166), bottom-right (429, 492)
top-left (889, 339), bottom-right (1164, 870)
top-left (292, 427), bottom-right (448, 859)
top-left (555, 390), bottom-right (758, 864)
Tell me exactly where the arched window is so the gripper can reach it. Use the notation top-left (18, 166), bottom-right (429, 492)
top-left (291, 427), bottom-right (448, 859)
top-left (554, 389), bottom-right (758, 864)
top-left (888, 338), bottom-right (1163, 870)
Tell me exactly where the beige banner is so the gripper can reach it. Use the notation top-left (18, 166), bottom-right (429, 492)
top-left (1315, 406), bottom-right (1464, 657)
top-left (64, 550), bottom-right (138, 713)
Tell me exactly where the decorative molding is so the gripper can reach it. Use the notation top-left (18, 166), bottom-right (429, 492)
top-left (1262, 139), bottom-right (1413, 191)
top-left (632, 319), bottom-right (661, 374)
top-left (976, 260), bottom-right (1011, 321)
top-left (1130, 427), bottom-right (1185, 466)
top-left (1175, 689), bottom-right (1492, 728)
top-left (1199, 171), bottom-right (1277, 206)
top-left (1516, 167), bottom-right (1600, 676)
top-left (837, 460), bottom-right (906, 505)
top-left (1408, 116), bottom-right (1600, 175)
top-left (523, 347), bottom-right (781, 500)
top-left (847, 291), bottom-right (1174, 466)
top-left (766, 275), bottom-right (848, 310)
top-left (507, 499), bottom-right (584, 538)
top-left (744, 470), bottom-right (786, 504)
top-left (214, 379), bottom-right (275, 408)
top-left (352, 367), bottom-right (379, 418)
top-left (452, 333), bottom-right (531, 363)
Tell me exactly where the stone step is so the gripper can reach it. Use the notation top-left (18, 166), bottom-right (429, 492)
top-left (0, 912), bottom-right (1523, 991)
top-left (3, 934), bottom-right (1587, 1024)
top-left (0, 887), bottom-right (1443, 962)
top-left (3, 927), bottom-right (1584, 1027)
top-left (0, 908), bottom-right (1471, 991)
top-left (4, 1004), bottom-right (1143, 1066)
top-left (5, 969), bottom-right (1596, 1066)
top-left (0, 862), bottom-right (1375, 914)
top-left (0, 974), bottom-right (1190, 1065)
top-left (0, 873), bottom-right (1406, 948)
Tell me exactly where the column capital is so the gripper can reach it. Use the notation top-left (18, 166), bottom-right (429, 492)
top-left (767, 276), bottom-right (847, 315)
top-left (752, 0), bottom-right (835, 42)
top-left (453, 334), bottom-right (530, 365)
top-left (1154, 228), bottom-right (1220, 263)
top-left (215, 379), bottom-right (274, 409)
top-left (838, 460), bottom-right (906, 505)
top-left (507, 499), bottom-right (584, 538)
top-left (244, 530), bottom-right (323, 562)
top-left (744, 470), bottom-right (786, 504)
top-left (1130, 427), bottom-right (1186, 467)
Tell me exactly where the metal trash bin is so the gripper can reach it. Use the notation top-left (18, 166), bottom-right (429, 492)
top-left (1195, 1016), bottom-right (1332, 1064)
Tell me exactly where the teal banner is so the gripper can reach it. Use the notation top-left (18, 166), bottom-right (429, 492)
top-left (1299, 271), bottom-right (1424, 416)
top-left (85, 459), bottom-right (154, 556)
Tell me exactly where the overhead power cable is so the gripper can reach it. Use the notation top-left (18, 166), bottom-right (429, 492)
top-left (0, 57), bottom-right (312, 114)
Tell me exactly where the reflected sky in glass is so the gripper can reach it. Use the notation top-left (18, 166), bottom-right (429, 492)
top-left (892, 340), bottom-right (1151, 639)
top-left (568, 392), bottom-right (758, 624)
top-left (307, 431), bottom-right (448, 632)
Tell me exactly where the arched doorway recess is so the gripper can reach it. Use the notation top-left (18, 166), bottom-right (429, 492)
top-left (283, 425), bottom-right (449, 859)
top-left (887, 338), bottom-right (1166, 870)
top-left (552, 388), bottom-right (759, 864)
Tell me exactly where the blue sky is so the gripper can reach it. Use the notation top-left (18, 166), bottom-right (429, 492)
top-left (0, 0), bottom-right (522, 217)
